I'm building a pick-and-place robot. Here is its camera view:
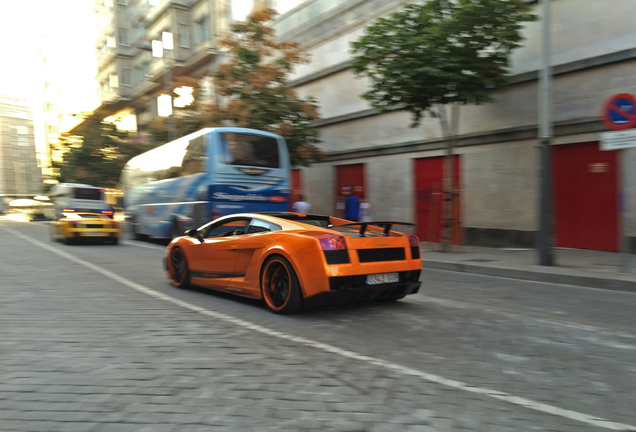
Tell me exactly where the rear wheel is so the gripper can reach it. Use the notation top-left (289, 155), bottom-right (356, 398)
top-left (49, 224), bottom-right (58, 242)
top-left (168, 247), bottom-right (190, 289)
top-left (261, 256), bottom-right (302, 314)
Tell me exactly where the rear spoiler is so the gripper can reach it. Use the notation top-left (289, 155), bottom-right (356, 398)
top-left (328, 221), bottom-right (416, 236)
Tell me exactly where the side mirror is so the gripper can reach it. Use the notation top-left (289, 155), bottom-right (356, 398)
top-left (186, 228), bottom-right (204, 243)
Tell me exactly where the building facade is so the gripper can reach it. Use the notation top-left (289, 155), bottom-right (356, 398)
top-left (92, 0), bottom-right (243, 133)
top-left (0, 96), bottom-right (43, 203)
top-left (89, 0), bottom-right (636, 252)
top-left (275, 0), bottom-right (636, 252)
top-left (91, 0), bottom-right (305, 133)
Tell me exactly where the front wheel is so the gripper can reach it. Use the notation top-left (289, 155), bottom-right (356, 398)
top-left (168, 247), bottom-right (190, 289)
top-left (261, 256), bottom-right (302, 314)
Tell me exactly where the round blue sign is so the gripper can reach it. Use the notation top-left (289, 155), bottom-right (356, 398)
top-left (601, 93), bottom-right (636, 130)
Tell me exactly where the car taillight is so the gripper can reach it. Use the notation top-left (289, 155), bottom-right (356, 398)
top-left (102, 210), bottom-right (113, 216)
top-left (317, 234), bottom-right (347, 250)
top-left (408, 235), bottom-right (421, 259)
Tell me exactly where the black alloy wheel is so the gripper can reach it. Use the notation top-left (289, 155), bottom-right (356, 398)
top-left (169, 247), bottom-right (190, 289)
top-left (261, 256), bottom-right (302, 314)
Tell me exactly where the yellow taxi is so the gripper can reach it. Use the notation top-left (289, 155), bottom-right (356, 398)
top-left (50, 212), bottom-right (121, 245)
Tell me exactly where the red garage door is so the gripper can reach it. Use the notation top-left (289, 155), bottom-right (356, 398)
top-left (553, 142), bottom-right (618, 251)
top-left (414, 156), bottom-right (461, 243)
top-left (335, 164), bottom-right (365, 214)
top-left (291, 168), bottom-right (302, 208)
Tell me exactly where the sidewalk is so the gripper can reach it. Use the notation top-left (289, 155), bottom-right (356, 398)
top-left (420, 243), bottom-right (636, 293)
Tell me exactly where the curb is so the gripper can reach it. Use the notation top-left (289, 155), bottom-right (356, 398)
top-left (421, 260), bottom-right (636, 294)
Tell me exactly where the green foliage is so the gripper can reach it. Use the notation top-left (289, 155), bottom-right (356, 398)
top-left (351, 0), bottom-right (536, 126)
top-left (52, 118), bottom-right (151, 188)
top-left (214, 8), bottom-right (322, 166)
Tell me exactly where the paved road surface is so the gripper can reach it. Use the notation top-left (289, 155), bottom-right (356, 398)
top-left (1, 220), bottom-right (635, 431)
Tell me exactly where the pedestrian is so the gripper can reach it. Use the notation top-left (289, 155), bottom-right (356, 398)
top-left (359, 195), bottom-right (371, 222)
top-left (343, 187), bottom-right (360, 222)
top-left (292, 194), bottom-right (311, 214)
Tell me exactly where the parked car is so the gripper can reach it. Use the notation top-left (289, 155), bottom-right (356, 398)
top-left (165, 212), bottom-right (422, 314)
top-left (50, 212), bottom-right (121, 245)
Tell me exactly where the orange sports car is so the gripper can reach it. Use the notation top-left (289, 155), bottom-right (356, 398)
top-left (165, 212), bottom-right (422, 314)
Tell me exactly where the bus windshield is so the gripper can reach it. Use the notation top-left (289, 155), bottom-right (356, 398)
top-left (120, 127), bottom-right (291, 240)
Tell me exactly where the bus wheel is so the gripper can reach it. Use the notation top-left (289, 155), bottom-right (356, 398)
top-left (168, 247), bottom-right (190, 289)
top-left (261, 256), bottom-right (302, 314)
top-left (130, 217), bottom-right (146, 241)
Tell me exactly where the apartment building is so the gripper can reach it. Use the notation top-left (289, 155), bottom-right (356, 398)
top-left (93, 0), bottom-right (234, 132)
top-left (91, 0), bottom-right (304, 132)
top-left (0, 96), bottom-right (43, 201)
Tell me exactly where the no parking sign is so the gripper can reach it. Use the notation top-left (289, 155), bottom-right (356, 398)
top-left (601, 93), bottom-right (636, 130)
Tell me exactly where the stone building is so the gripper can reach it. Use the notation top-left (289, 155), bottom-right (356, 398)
top-left (276, 0), bottom-right (636, 252)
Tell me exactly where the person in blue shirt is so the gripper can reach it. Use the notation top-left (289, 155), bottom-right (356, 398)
top-left (343, 186), bottom-right (360, 222)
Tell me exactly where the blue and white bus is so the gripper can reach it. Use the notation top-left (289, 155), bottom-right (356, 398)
top-left (119, 127), bottom-right (291, 239)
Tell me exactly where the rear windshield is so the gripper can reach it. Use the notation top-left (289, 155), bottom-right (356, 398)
top-left (73, 188), bottom-right (102, 200)
top-left (78, 214), bottom-right (104, 219)
top-left (269, 213), bottom-right (331, 228)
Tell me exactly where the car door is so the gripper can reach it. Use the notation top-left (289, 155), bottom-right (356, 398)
top-left (228, 218), bottom-right (281, 296)
top-left (187, 217), bottom-right (252, 290)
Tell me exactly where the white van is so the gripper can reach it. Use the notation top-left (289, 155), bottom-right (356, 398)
top-left (49, 183), bottom-right (114, 218)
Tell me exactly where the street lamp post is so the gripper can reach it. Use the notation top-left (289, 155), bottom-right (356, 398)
top-left (538, 0), bottom-right (554, 266)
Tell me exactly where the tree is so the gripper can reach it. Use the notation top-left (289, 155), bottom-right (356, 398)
top-left (51, 118), bottom-right (151, 189)
top-left (351, 0), bottom-right (536, 251)
top-left (145, 8), bottom-right (322, 166)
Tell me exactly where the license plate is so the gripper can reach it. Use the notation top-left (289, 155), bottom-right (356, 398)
top-left (87, 232), bottom-right (106, 236)
top-left (366, 272), bottom-right (399, 285)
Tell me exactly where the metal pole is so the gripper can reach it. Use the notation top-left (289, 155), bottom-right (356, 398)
top-left (165, 50), bottom-right (177, 141)
top-left (619, 150), bottom-right (631, 272)
top-left (538, 0), bottom-right (554, 266)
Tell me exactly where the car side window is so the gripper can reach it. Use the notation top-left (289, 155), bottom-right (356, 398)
top-left (246, 218), bottom-right (281, 234)
top-left (203, 218), bottom-right (251, 238)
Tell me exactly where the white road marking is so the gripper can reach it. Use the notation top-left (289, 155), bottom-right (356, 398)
top-left (8, 227), bottom-right (636, 431)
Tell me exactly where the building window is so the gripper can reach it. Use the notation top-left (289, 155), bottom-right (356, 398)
top-left (195, 16), bottom-right (210, 44)
top-left (12, 126), bottom-right (29, 146)
top-left (122, 69), bottom-right (132, 86)
top-left (109, 74), bottom-right (119, 88)
top-left (178, 23), bottom-right (189, 48)
top-left (118, 28), bottom-right (129, 46)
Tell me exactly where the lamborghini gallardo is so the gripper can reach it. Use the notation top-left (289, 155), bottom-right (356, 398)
top-left (165, 212), bottom-right (421, 314)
